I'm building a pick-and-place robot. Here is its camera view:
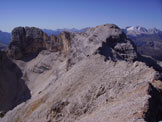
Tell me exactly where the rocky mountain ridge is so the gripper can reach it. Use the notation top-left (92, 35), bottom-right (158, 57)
top-left (0, 24), bottom-right (162, 122)
top-left (42, 26), bottom-right (162, 61)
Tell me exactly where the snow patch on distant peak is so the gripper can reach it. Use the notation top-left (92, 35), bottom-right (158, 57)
top-left (126, 26), bottom-right (147, 32)
top-left (125, 26), bottom-right (162, 36)
top-left (127, 26), bottom-right (135, 31)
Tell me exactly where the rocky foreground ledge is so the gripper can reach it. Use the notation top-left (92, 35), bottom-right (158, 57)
top-left (0, 24), bottom-right (162, 122)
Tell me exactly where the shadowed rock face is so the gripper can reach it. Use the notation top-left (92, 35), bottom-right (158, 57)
top-left (8, 27), bottom-right (51, 60)
top-left (7, 27), bottom-right (73, 60)
top-left (0, 51), bottom-right (31, 112)
top-left (95, 24), bottom-right (138, 61)
top-left (144, 83), bottom-right (162, 122)
top-left (98, 31), bottom-right (137, 61)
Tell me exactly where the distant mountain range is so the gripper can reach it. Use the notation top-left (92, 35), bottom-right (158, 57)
top-left (123, 26), bottom-right (162, 36)
top-left (0, 30), bottom-right (11, 50)
top-left (43, 27), bottom-right (89, 36)
top-left (0, 30), bottom-right (11, 44)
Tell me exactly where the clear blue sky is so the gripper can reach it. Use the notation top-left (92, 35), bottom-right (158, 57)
top-left (0, 0), bottom-right (162, 32)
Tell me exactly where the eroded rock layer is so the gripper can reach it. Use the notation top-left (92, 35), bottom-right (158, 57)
top-left (7, 27), bottom-right (72, 60)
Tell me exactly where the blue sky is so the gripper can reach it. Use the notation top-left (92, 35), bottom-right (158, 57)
top-left (0, 0), bottom-right (162, 32)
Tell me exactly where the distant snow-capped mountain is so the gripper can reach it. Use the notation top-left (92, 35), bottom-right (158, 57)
top-left (148, 28), bottom-right (162, 34)
top-left (126, 26), bottom-right (148, 32)
top-left (123, 26), bottom-right (162, 36)
top-left (123, 26), bottom-right (162, 61)
top-left (43, 27), bottom-right (89, 36)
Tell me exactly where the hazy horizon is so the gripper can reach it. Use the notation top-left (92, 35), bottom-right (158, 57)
top-left (1, 0), bottom-right (162, 32)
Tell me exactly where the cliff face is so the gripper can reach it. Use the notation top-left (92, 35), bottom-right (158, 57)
top-left (7, 27), bottom-right (47, 59)
top-left (7, 27), bottom-right (71, 60)
top-left (0, 24), bottom-right (162, 122)
top-left (0, 51), bottom-right (31, 112)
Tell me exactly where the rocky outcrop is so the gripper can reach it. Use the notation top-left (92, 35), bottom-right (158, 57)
top-left (66, 24), bottom-right (138, 69)
top-left (0, 51), bottom-right (31, 112)
top-left (90, 24), bottom-right (138, 61)
top-left (7, 27), bottom-right (66, 60)
top-left (7, 27), bottom-right (47, 59)
top-left (7, 27), bottom-right (74, 60)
